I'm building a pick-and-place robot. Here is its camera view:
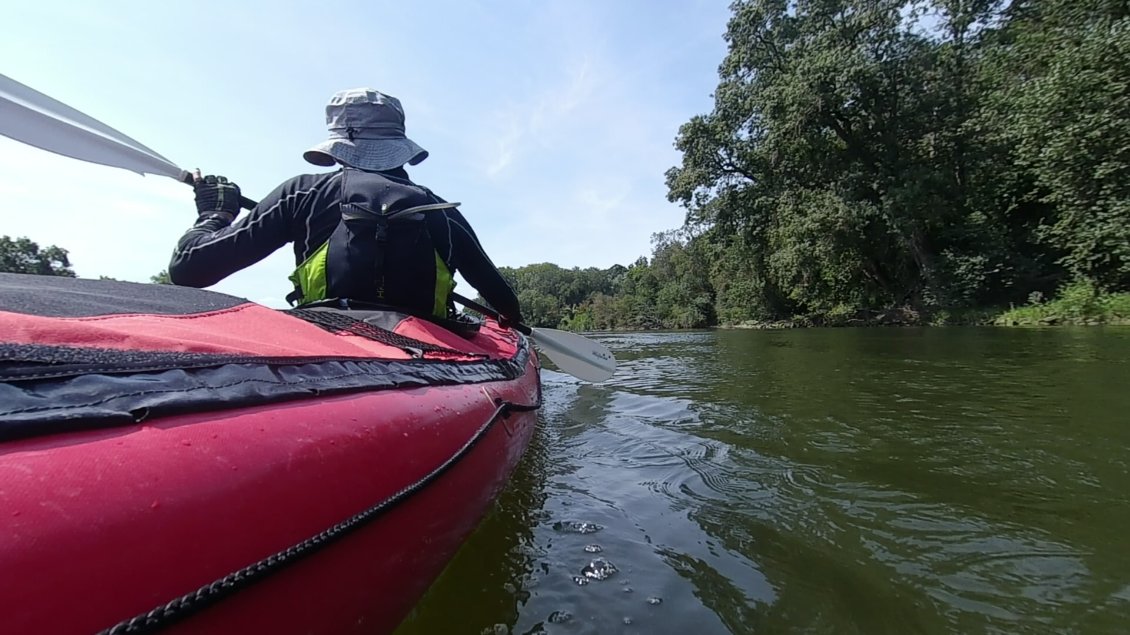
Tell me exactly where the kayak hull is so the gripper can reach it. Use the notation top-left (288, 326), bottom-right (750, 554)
top-left (2, 354), bottom-right (538, 635)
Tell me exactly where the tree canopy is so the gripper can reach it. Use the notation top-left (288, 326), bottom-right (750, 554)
top-left (0, 236), bottom-right (75, 277)
top-left (660, 0), bottom-right (1129, 324)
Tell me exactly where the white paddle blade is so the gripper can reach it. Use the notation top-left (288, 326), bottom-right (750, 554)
top-left (530, 327), bottom-right (616, 383)
top-left (0, 73), bottom-right (183, 178)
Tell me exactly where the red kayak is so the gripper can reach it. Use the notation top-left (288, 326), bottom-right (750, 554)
top-left (0, 273), bottom-right (540, 635)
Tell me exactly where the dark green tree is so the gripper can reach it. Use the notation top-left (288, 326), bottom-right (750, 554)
top-left (986, 0), bottom-right (1130, 288)
top-left (663, 0), bottom-right (1099, 321)
top-left (650, 228), bottom-right (716, 328)
top-left (0, 236), bottom-right (76, 277)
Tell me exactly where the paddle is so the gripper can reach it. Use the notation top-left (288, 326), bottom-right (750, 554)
top-left (0, 73), bottom-right (616, 383)
top-left (452, 293), bottom-right (616, 383)
top-left (0, 72), bottom-right (256, 209)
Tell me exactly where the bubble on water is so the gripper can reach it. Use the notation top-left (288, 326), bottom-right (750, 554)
top-left (581, 557), bottom-right (618, 581)
top-left (572, 575), bottom-right (591, 586)
top-left (646, 596), bottom-right (663, 605)
top-left (622, 617), bottom-right (633, 625)
top-left (552, 520), bottom-right (604, 534)
top-left (583, 544), bottom-right (603, 553)
top-left (547, 610), bottom-right (573, 624)
top-left (622, 586), bottom-right (634, 593)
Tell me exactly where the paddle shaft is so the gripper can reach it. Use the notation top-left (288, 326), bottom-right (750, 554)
top-left (174, 205), bottom-right (612, 381)
top-left (451, 292), bottom-right (531, 335)
top-left (0, 74), bottom-right (617, 380)
top-left (451, 293), bottom-right (616, 382)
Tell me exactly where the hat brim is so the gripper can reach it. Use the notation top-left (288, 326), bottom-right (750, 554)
top-left (303, 137), bottom-right (428, 171)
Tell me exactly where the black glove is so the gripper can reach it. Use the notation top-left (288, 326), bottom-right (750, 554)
top-left (194, 175), bottom-right (241, 222)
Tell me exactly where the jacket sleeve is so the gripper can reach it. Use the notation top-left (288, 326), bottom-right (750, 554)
top-left (168, 178), bottom-right (303, 288)
top-left (439, 208), bottom-right (522, 319)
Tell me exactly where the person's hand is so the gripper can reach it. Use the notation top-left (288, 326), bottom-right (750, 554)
top-left (193, 170), bottom-right (241, 222)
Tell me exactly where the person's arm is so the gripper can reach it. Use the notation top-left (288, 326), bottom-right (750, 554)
top-left (440, 208), bottom-right (522, 322)
top-left (168, 175), bottom-right (308, 288)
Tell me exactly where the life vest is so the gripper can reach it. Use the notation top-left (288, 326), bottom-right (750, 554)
top-left (287, 168), bottom-right (458, 316)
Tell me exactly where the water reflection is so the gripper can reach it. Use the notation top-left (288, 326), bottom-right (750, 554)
top-left (393, 407), bottom-right (551, 635)
top-left (398, 328), bottom-right (1130, 634)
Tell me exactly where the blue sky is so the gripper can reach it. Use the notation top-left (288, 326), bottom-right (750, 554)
top-left (1, 0), bottom-right (731, 306)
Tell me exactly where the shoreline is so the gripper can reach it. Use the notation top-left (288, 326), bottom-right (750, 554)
top-left (652, 286), bottom-right (1130, 331)
top-left (720, 316), bottom-right (1130, 330)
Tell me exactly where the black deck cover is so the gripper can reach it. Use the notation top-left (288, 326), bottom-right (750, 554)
top-left (0, 272), bottom-right (247, 317)
top-left (0, 274), bottom-right (531, 441)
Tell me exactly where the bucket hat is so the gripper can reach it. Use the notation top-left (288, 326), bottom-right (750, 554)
top-left (303, 88), bottom-right (428, 171)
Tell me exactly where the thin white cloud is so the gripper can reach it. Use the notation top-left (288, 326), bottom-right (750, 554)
top-left (484, 120), bottom-right (523, 178)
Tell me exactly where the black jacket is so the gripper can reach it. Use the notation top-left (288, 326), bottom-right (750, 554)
top-left (168, 168), bottom-right (521, 319)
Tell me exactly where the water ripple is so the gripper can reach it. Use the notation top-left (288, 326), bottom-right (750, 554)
top-left (397, 328), bottom-right (1130, 635)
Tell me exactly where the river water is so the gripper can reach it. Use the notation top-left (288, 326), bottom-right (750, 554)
top-left (396, 327), bottom-right (1130, 634)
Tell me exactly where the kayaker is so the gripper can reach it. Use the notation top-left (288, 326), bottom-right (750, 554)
top-left (168, 88), bottom-right (523, 326)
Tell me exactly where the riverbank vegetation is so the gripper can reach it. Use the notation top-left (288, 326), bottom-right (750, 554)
top-left (994, 282), bottom-right (1130, 326)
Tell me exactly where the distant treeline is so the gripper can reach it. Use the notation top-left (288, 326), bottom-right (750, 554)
top-left (506, 0), bottom-right (1130, 329)
top-left (498, 246), bottom-right (715, 331)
